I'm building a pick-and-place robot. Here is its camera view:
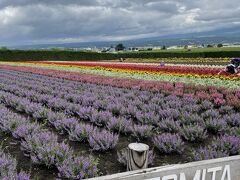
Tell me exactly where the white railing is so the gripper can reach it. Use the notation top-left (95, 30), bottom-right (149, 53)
top-left (88, 155), bottom-right (240, 180)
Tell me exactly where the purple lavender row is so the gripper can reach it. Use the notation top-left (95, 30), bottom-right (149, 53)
top-left (0, 145), bottom-right (30, 180)
top-left (0, 91), bottom-right (119, 151)
top-left (0, 72), bottom-right (155, 120)
top-left (1, 70), bottom-right (238, 159)
top-left (1, 70), bottom-right (240, 142)
top-left (0, 69), bottom-right (201, 114)
top-left (0, 88), bottom-right (180, 166)
top-left (0, 73), bottom-right (229, 126)
top-left (1, 78), bottom-right (239, 143)
top-left (152, 132), bottom-right (240, 157)
top-left (0, 72), bottom-right (88, 96)
top-left (0, 80), bottom-right (233, 144)
top-left (2, 79), bottom-right (158, 130)
top-left (1, 69), bottom-right (236, 124)
top-left (0, 69), bottom-right (80, 88)
top-left (2, 70), bottom-right (239, 124)
top-left (0, 71), bottom-right (141, 116)
top-left (2, 69), bottom-right (86, 86)
top-left (0, 74), bottom-right (196, 154)
top-left (0, 81), bottom-right (153, 139)
top-left (152, 133), bottom-right (184, 154)
top-left (1, 68), bottom-right (238, 112)
top-left (193, 135), bottom-right (240, 160)
top-left (0, 104), bottom-right (98, 179)
top-left (0, 88), bottom-right (187, 156)
top-left (0, 69), bottom-right (104, 94)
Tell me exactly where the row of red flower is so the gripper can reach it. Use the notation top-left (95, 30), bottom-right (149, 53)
top-left (27, 61), bottom-right (237, 78)
top-left (1, 64), bottom-right (240, 109)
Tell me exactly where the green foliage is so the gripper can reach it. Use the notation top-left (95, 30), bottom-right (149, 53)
top-left (161, 45), bottom-right (166, 50)
top-left (115, 43), bottom-right (125, 51)
top-left (0, 48), bottom-right (240, 61)
top-left (207, 44), bottom-right (213, 48)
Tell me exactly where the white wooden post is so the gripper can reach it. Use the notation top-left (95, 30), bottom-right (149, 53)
top-left (127, 143), bottom-right (149, 171)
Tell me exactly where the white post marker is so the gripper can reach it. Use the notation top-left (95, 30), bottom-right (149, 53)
top-left (127, 143), bottom-right (149, 171)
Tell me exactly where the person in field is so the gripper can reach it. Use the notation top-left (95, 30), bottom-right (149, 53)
top-left (218, 58), bottom-right (240, 75)
top-left (160, 62), bottom-right (165, 67)
top-left (225, 64), bottom-right (237, 74)
top-left (231, 58), bottom-right (240, 68)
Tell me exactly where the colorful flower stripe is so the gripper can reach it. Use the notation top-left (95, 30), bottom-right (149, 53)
top-left (1, 64), bottom-right (240, 110)
top-left (2, 61), bottom-right (239, 81)
top-left (164, 64), bottom-right (224, 68)
top-left (40, 61), bottom-right (226, 68)
top-left (121, 57), bottom-right (230, 65)
top-left (0, 62), bottom-right (240, 89)
top-left (25, 61), bottom-right (238, 78)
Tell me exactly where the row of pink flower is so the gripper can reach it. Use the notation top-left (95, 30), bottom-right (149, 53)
top-left (0, 64), bottom-right (240, 109)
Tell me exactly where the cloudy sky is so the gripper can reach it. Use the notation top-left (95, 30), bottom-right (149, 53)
top-left (0, 0), bottom-right (240, 45)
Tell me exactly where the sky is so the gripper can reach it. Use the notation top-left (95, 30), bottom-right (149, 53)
top-left (0, 0), bottom-right (240, 46)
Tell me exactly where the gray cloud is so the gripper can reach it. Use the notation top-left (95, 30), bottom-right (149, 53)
top-left (0, 0), bottom-right (240, 45)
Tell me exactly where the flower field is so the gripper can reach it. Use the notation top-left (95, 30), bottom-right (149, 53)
top-left (0, 61), bottom-right (240, 179)
top-left (115, 57), bottom-right (230, 65)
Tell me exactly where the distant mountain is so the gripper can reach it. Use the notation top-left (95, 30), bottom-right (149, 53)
top-left (10, 28), bottom-right (240, 50)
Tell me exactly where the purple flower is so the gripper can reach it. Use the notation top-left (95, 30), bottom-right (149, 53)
top-left (0, 147), bottom-right (30, 179)
top-left (158, 118), bottom-right (181, 133)
top-left (152, 133), bottom-right (184, 154)
top-left (179, 112), bottom-right (204, 125)
top-left (224, 113), bottom-right (240, 127)
top-left (193, 146), bottom-right (229, 161)
top-left (180, 124), bottom-right (208, 142)
top-left (106, 117), bottom-right (132, 132)
top-left (13, 122), bottom-right (42, 139)
top-left (69, 123), bottom-right (96, 142)
top-left (88, 130), bottom-right (119, 151)
top-left (219, 105), bottom-right (234, 115)
top-left (205, 118), bottom-right (227, 134)
top-left (136, 111), bottom-right (160, 125)
top-left (21, 131), bottom-right (72, 167)
top-left (214, 135), bottom-right (240, 155)
top-left (200, 100), bottom-right (214, 110)
top-left (201, 109), bottom-right (220, 119)
top-left (15, 172), bottom-right (31, 180)
top-left (57, 156), bottom-right (98, 179)
top-left (90, 110), bottom-right (112, 125)
top-left (130, 124), bottom-right (153, 139)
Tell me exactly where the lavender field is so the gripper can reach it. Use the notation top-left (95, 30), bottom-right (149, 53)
top-left (2, 0), bottom-right (240, 179)
top-left (1, 68), bottom-right (240, 179)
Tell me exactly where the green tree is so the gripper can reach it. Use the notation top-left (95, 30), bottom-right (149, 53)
top-left (217, 43), bottom-right (223, 48)
top-left (115, 43), bottom-right (125, 51)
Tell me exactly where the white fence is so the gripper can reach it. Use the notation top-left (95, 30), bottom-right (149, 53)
top-left (89, 155), bottom-right (240, 180)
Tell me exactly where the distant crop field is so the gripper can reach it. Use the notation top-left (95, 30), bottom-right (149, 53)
top-left (0, 60), bottom-right (240, 179)
top-left (151, 47), bottom-right (240, 53)
top-left (109, 57), bottom-right (230, 65)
